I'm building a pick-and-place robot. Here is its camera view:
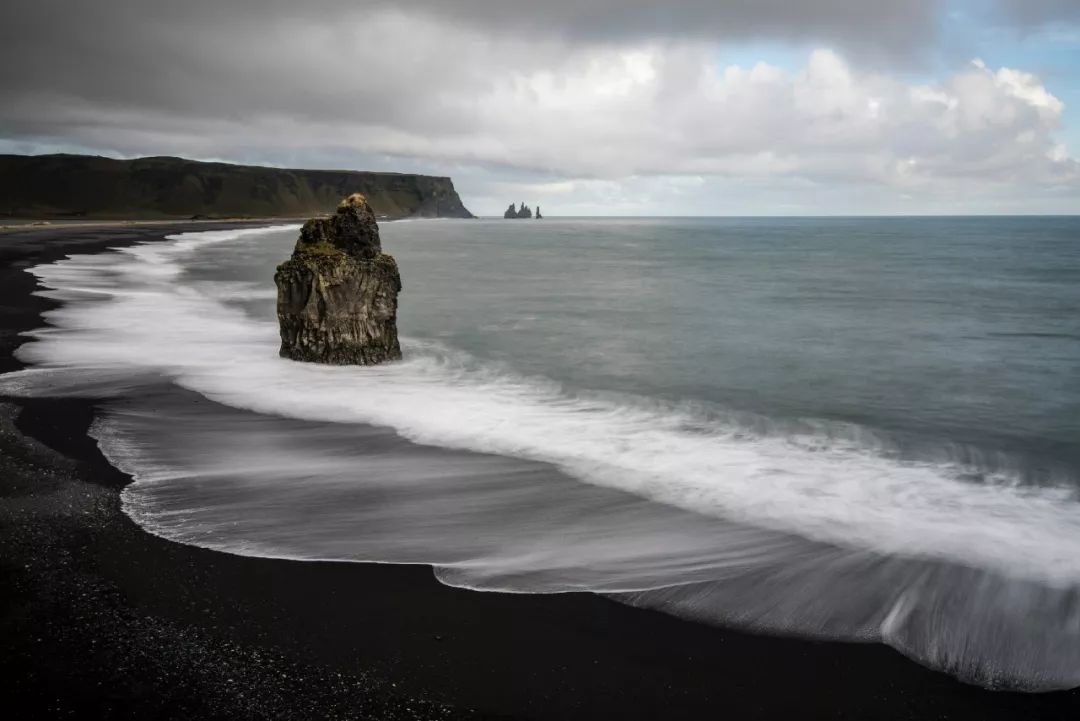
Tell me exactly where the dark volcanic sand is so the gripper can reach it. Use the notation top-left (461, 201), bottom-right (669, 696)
top-left (1, 224), bottom-right (1078, 720)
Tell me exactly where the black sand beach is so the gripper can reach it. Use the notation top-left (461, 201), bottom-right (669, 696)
top-left (2, 223), bottom-right (1079, 720)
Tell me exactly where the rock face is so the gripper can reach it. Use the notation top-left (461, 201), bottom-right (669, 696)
top-left (0, 153), bottom-right (473, 219)
top-left (504, 202), bottom-right (533, 219)
top-left (275, 193), bottom-right (402, 365)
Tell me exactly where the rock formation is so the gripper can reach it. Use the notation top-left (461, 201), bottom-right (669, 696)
top-left (504, 202), bottom-right (533, 219)
top-left (535, 206), bottom-right (542, 219)
top-left (275, 193), bottom-right (402, 365)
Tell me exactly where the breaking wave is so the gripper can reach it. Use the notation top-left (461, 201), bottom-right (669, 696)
top-left (2, 224), bottom-right (1079, 691)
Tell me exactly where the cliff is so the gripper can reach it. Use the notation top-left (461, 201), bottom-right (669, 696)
top-left (0, 154), bottom-right (473, 220)
top-left (275, 194), bottom-right (402, 365)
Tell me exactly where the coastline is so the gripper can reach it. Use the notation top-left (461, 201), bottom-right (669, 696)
top-left (1, 224), bottom-right (1078, 720)
top-left (0, 217), bottom-right (308, 232)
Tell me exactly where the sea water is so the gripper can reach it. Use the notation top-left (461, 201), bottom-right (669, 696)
top-left (2, 216), bottom-right (1079, 689)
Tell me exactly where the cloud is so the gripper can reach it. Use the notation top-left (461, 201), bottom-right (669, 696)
top-left (0, 0), bottom-right (1077, 213)
top-left (994, 0), bottom-right (1080, 25)
top-left (1, 1), bottom-right (942, 63)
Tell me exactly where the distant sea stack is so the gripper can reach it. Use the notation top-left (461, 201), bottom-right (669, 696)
top-left (0, 154), bottom-right (473, 220)
top-left (504, 202), bottom-right (533, 219)
top-left (275, 194), bottom-right (402, 365)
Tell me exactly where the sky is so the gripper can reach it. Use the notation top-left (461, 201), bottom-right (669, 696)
top-left (1, 0), bottom-right (1078, 216)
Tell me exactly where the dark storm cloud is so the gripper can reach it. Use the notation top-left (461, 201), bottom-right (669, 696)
top-left (0, 0), bottom-right (939, 144)
top-left (995, 0), bottom-right (1080, 24)
top-left (0, 0), bottom-right (941, 154)
top-left (5, 0), bottom-right (1076, 121)
top-left (0, 0), bottom-right (1077, 214)
top-left (1, 0), bottom-right (1073, 127)
top-left (2, 0), bottom-right (943, 60)
top-left (394, 0), bottom-right (941, 57)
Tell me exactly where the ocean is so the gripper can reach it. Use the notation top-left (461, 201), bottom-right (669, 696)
top-left (2, 216), bottom-right (1079, 690)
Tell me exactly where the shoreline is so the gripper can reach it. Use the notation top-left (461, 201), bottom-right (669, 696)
top-left (1, 223), bottom-right (1078, 719)
top-left (0, 217), bottom-right (307, 232)
top-left (0, 213), bottom-right (468, 233)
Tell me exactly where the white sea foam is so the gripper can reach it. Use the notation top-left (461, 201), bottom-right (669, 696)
top-left (3, 225), bottom-right (1080, 689)
top-left (2, 225), bottom-right (1079, 589)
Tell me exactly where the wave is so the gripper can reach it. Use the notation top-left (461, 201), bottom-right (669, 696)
top-left (2, 225), bottom-right (1079, 690)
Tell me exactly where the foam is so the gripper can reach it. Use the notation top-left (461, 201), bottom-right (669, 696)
top-left (1, 225), bottom-right (1079, 589)
top-left (3, 224), bottom-right (1080, 689)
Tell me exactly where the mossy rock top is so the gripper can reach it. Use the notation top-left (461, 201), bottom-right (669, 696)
top-left (293, 193), bottom-right (382, 260)
top-left (340, 193), bottom-right (367, 209)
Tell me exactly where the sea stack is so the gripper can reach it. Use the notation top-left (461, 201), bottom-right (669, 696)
top-left (275, 193), bottom-right (402, 365)
top-left (504, 202), bottom-right (533, 219)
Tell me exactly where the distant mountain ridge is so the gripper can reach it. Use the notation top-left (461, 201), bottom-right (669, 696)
top-left (0, 154), bottom-right (473, 220)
